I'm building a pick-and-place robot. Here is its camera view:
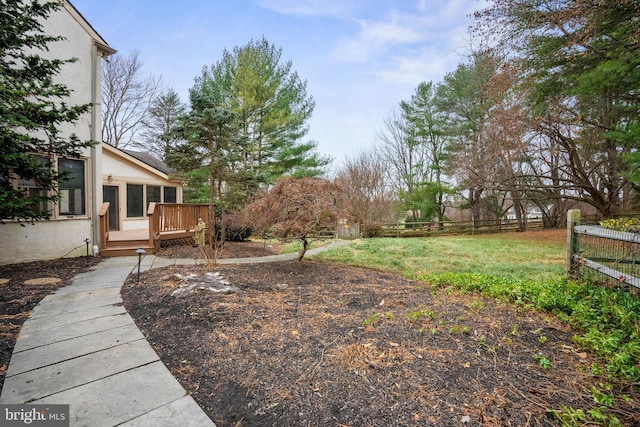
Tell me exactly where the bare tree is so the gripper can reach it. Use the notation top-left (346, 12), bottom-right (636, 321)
top-left (334, 149), bottom-right (397, 224)
top-left (437, 51), bottom-right (503, 222)
top-left (376, 108), bottom-right (428, 196)
top-left (244, 177), bottom-right (350, 261)
top-left (102, 51), bottom-right (162, 148)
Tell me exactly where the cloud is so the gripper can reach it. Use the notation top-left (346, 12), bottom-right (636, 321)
top-left (330, 1), bottom-right (478, 86)
top-left (255, 0), bottom-right (357, 18)
top-left (333, 17), bottom-right (424, 63)
top-left (370, 49), bottom-right (462, 87)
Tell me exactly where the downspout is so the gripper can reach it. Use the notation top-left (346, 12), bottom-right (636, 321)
top-left (90, 42), bottom-right (99, 247)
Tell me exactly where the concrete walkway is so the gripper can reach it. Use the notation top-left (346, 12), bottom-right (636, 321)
top-left (0, 240), bottom-right (351, 426)
top-left (217, 239), bottom-right (352, 264)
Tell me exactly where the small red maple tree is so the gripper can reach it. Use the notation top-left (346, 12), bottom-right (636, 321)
top-left (244, 177), bottom-right (350, 261)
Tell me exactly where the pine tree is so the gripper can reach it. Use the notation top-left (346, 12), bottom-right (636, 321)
top-left (182, 37), bottom-right (330, 210)
top-left (0, 0), bottom-right (93, 221)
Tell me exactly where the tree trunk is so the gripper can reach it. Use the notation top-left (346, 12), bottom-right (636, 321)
top-left (214, 179), bottom-right (226, 260)
top-left (436, 183), bottom-right (445, 231)
top-left (208, 142), bottom-right (216, 256)
top-left (470, 187), bottom-right (483, 222)
top-left (297, 237), bottom-right (309, 262)
top-left (512, 195), bottom-right (526, 232)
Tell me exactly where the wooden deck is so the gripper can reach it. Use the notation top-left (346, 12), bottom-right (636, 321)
top-left (98, 202), bottom-right (209, 257)
top-left (101, 228), bottom-right (201, 257)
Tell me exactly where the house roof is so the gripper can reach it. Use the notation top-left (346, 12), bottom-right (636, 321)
top-left (64, 1), bottom-right (116, 56)
top-left (123, 150), bottom-right (175, 175)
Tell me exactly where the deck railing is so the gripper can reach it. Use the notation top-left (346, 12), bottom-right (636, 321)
top-left (147, 203), bottom-right (210, 249)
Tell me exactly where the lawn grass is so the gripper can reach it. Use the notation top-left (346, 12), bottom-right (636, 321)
top-left (277, 238), bottom-right (332, 254)
top-left (314, 233), bottom-right (566, 282)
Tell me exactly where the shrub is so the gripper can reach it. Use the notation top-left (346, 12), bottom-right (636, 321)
top-left (223, 212), bottom-right (253, 241)
top-left (600, 217), bottom-right (640, 233)
top-left (363, 222), bottom-right (383, 238)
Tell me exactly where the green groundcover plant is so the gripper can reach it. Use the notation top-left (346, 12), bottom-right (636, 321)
top-left (421, 272), bottom-right (640, 381)
top-left (421, 272), bottom-right (640, 426)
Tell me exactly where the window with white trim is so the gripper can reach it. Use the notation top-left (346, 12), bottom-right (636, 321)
top-left (147, 185), bottom-right (161, 209)
top-left (16, 155), bottom-right (51, 216)
top-left (164, 186), bottom-right (177, 203)
top-left (127, 184), bottom-right (144, 218)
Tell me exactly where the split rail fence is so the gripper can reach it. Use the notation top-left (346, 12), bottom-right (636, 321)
top-left (374, 219), bottom-right (544, 238)
top-left (567, 210), bottom-right (640, 289)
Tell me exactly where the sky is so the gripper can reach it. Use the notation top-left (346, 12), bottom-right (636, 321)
top-left (70, 0), bottom-right (486, 169)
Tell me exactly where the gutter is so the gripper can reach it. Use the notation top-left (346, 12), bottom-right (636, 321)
top-left (90, 41), bottom-right (99, 247)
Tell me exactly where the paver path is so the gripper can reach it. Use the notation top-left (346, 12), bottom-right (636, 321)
top-left (0, 256), bottom-right (213, 426)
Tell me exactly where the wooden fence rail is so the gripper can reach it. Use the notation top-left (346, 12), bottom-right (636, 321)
top-left (567, 209), bottom-right (640, 288)
top-left (374, 219), bottom-right (544, 238)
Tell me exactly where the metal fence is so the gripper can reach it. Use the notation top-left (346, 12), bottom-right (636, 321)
top-left (567, 210), bottom-right (640, 288)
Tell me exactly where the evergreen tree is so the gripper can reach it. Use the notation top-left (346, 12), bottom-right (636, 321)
top-left (141, 88), bottom-right (186, 163)
top-left (184, 68), bottom-right (242, 252)
top-left (183, 37), bottom-right (330, 209)
top-left (400, 81), bottom-right (451, 225)
top-left (0, 0), bottom-right (93, 222)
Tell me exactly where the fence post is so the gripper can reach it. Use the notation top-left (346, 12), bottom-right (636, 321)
top-left (567, 209), bottom-right (580, 277)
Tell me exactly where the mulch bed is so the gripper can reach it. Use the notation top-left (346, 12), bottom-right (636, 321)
top-left (121, 239), bottom-right (639, 426)
top-left (0, 241), bottom-right (275, 391)
top-left (156, 240), bottom-right (283, 260)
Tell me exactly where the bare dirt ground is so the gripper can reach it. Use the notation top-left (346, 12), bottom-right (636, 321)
top-left (2, 232), bottom-right (638, 426)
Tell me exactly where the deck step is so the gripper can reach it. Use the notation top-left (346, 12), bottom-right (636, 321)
top-left (105, 239), bottom-right (149, 249)
top-left (100, 245), bottom-right (154, 257)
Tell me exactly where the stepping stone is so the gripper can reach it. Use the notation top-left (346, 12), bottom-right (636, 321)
top-left (24, 277), bottom-right (62, 285)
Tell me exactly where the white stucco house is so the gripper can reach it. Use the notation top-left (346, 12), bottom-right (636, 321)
top-left (101, 143), bottom-right (184, 233)
top-left (0, 1), bottom-right (184, 265)
top-left (0, 1), bottom-right (114, 265)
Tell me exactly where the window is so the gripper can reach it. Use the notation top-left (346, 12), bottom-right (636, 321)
top-left (17, 155), bottom-right (50, 216)
top-left (58, 158), bottom-right (85, 216)
top-left (1, 155), bottom-right (88, 220)
top-left (147, 185), bottom-right (161, 208)
top-left (127, 184), bottom-right (144, 217)
top-left (126, 184), bottom-right (178, 217)
top-left (164, 186), bottom-right (177, 203)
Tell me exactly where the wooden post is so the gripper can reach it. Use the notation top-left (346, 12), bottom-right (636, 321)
top-left (567, 209), bottom-right (580, 277)
top-left (97, 202), bottom-right (110, 251)
top-left (147, 202), bottom-right (157, 252)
